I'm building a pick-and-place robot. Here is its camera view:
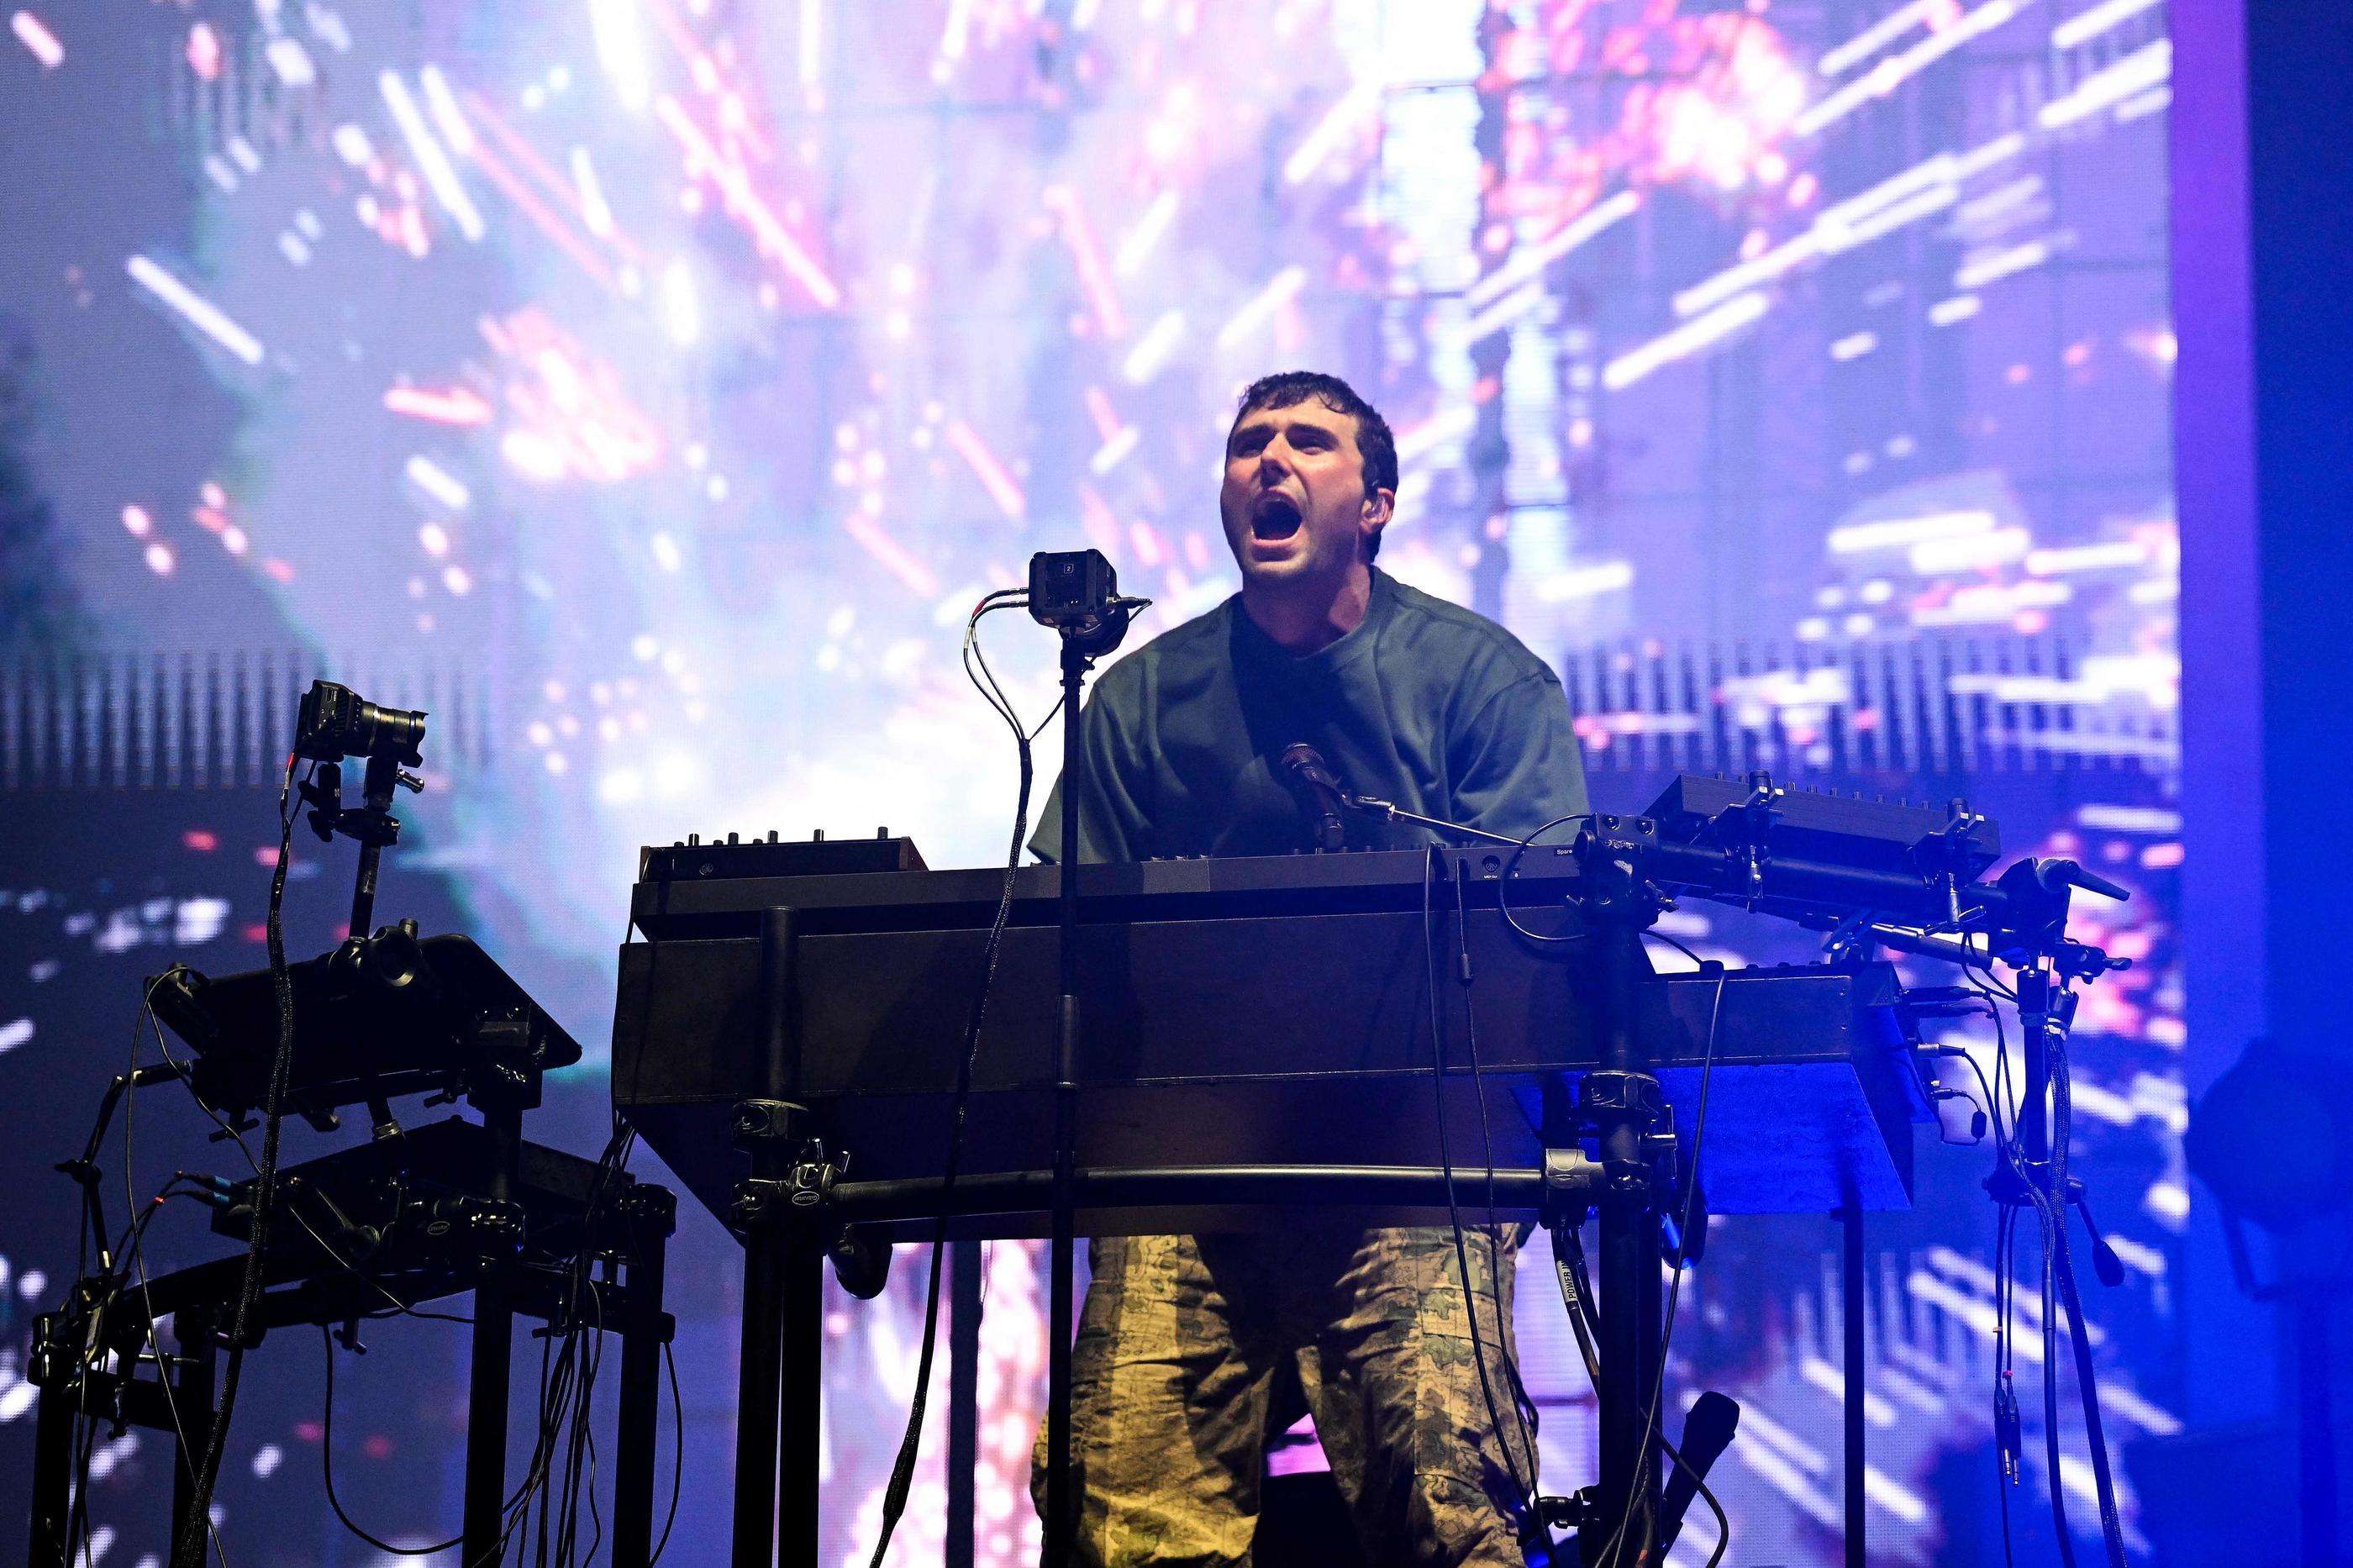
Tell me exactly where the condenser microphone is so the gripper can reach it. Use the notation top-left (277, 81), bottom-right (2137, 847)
top-left (1281, 743), bottom-right (1348, 852)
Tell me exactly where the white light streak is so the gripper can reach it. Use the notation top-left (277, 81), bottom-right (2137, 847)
top-left (1830, 508), bottom-right (1994, 553)
top-left (1795, 0), bottom-right (2029, 138)
top-left (1829, 330), bottom-right (1878, 361)
top-left (2041, 39), bottom-right (2171, 129)
top-left (1824, 183), bottom-right (1957, 251)
top-left (1929, 294), bottom-right (1982, 325)
top-left (587, 0), bottom-right (650, 112)
top-left (1603, 292), bottom-right (1768, 391)
top-left (1283, 78), bottom-right (1382, 185)
top-left (380, 71), bottom-right (484, 241)
top-left (419, 65), bottom-right (474, 155)
top-left (2051, 0), bottom-right (2163, 50)
top-left (125, 254), bottom-right (266, 366)
top-left (1450, 284), bottom-right (1545, 351)
top-left (1464, 190), bottom-right (1641, 310)
top-left (1395, 405), bottom-right (1476, 467)
top-left (571, 147), bottom-right (615, 236)
top-left (1817, 0), bottom-right (1940, 76)
top-left (1910, 526), bottom-right (2029, 572)
top-left (2027, 539), bottom-right (2149, 574)
top-left (266, 36), bottom-right (316, 87)
top-left (939, 0), bottom-right (972, 60)
top-left (1799, 1356), bottom-right (1897, 1426)
top-left (404, 454), bottom-right (471, 511)
top-left (1089, 425), bottom-right (1139, 476)
top-left (1956, 238), bottom-right (2051, 290)
top-left (655, 97), bottom-right (841, 308)
top-left (332, 124), bottom-right (374, 167)
top-left (2077, 803), bottom-right (2181, 833)
top-left (1533, 560), bottom-right (1634, 602)
top-left (1216, 265), bottom-right (1305, 350)
top-left (1114, 190), bottom-right (1179, 278)
top-left (1121, 309), bottom-right (1185, 384)
top-left (798, 0), bottom-right (823, 89)
top-left (11, 11), bottom-right (61, 69)
top-left (1676, 137), bottom-right (2019, 318)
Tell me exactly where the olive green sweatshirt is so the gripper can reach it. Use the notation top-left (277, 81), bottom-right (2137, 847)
top-left (1033, 569), bottom-right (1589, 864)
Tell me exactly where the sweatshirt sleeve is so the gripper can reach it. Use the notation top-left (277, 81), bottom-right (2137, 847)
top-left (1448, 671), bottom-right (1591, 842)
top-left (1028, 666), bottom-right (1156, 864)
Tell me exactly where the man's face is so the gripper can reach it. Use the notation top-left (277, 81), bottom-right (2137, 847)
top-left (1219, 398), bottom-right (1392, 589)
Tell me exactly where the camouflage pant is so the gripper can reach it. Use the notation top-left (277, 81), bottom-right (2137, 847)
top-left (1030, 1228), bottom-right (1533, 1568)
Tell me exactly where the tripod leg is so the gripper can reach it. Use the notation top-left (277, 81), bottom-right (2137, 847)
top-left (615, 1232), bottom-right (668, 1568)
top-left (461, 1280), bottom-right (515, 1561)
top-left (947, 1239), bottom-right (982, 1568)
top-left (734, 1230), bottom-right (786, 1568)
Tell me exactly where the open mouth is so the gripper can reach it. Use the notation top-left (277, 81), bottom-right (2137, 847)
top-left (1250, 492), bottom-right (1304, 541)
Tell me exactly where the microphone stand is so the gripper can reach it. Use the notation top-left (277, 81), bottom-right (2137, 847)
top-left (1042, 606), bottom-right (1133, 1568)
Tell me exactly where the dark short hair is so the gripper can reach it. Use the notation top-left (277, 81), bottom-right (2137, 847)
top-left (1231, 371), bottom-right (1398, 560)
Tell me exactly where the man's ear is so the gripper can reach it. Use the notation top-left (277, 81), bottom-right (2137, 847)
top-left (1361, 487), bottom-right (1395, 530)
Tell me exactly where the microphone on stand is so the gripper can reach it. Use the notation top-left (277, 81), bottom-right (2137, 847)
top-left (1281, 743), bottom-right (1349, 852)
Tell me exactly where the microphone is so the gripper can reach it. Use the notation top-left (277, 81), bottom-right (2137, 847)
top-left (1657, 1391), bottom-right (1741, 1551)
top-left (1280, 743), bottom-right (1349, 852)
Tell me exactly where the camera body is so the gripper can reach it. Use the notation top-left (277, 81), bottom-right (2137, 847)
top-left (296, 681), bottom-right (428, 766)
top-left (1026, 549), bottom-right (1121, 634)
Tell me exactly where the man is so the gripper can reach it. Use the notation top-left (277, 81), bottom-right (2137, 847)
top-left (1031, 371), bottom-right (1590, 1566)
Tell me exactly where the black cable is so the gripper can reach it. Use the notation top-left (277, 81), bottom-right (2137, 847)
top-left (319, 1323), bottom-right (466, 1556)
top-left (2044, 1021), bottom-right (2129, 1566)
top-left (1449, 859), bottom-right (1544, 1478)
top-left (173, 752), bottom-right (306, 1566)
top-left (1597, 942), bottom-right (1729, 1568)
top-left (650, 1340), bottom-right (684, 1565)
top-left (865, 594), bottom-right (1039, 1568)
top-left (1550, 1223), bottom-right (1730, 1568)
top-left (1420, 846), bottom-right (1534, 1518)
top-left (114, 972), bottom-right (235, 1568)
top-left (1496, 814), bottom-right (1596, 946)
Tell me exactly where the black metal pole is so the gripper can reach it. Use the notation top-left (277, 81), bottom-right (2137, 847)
top-left (1842, 1203), bottom-right (1866, 1567)
top-left (461, 1102), bottom-right (522, 1565)
top-left (778, 1246), bottom-right (823, 1568)
top-left (734, 1239), bottom-right (786, 1568)
top-left (732, 906), bottom-right (803, 1568)
top-left (947, 1239), bottom-right (982, 1568)
top-left (26, 1361), bottom-right (71, 1568)
top-left (347, 752), bottom-right (402, 938)
top-left (614, 1188), bottom-right (672, 1568)
top-left (1592, 914), bottom-right (1655, 1551)
top-left (1045, 639), bottom-right (1087, 1568)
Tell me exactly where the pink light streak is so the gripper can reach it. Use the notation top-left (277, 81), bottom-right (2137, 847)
top-left (1045, 187), bottom-right (1127, 338)
top-left (655, 94), bottom-right (840, 308)
top-left (945, 419), bottom-right (1026, 521)
top-left (12, 10), bottom-right (61, 69)
top-left (844, 513), bottom-right (941, 597)
top-left (462, 88), bottom-right (649, 268)
top-left (385, 385), bottom-right (496, 425)
top-left (463, 134), bottom-right (621, 292)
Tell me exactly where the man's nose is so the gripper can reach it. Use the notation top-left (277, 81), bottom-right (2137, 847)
top-left (1256, 441), bottom-right (1293, 481)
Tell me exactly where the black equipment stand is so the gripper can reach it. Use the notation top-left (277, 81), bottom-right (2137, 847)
top-left (730, 906), bottom-right (825, 1568)
top-left (1043, 631), bottom-right (1091, 1568)
top-left (1571, 818), bottom-right (1671, 1556)
top-left (25, 1129), bottom-right (677, 1568)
